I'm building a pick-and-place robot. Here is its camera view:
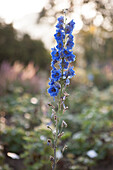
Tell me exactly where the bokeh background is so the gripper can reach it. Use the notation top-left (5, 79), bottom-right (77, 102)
top-left (0, 0), bottom-right (113, 170)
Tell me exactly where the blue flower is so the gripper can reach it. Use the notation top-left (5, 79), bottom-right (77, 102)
top-left (64, 66), bottom-right (75, 79)
top-left (66, 39), bottom-right (74, 49)
top-left (56, 41), bottom-right (63, 50)
top-left (56, 19), bottom-right (64, 30)
top-left (54, 30), bottom-right (64, 42)
top-left (56, 16), bottom-right (64, 30)
top-left (88, 73), bottom-right (94, 81)
top-left (68, 20), bottom-right (75, 29)
top-left (65, 79), bottom-right (70, 85)
top-left (55, 82), bottom-right (61, 89)
top-left (51, 60), bottom-right (57, 69)
top-left (66, 34), bottom-right (74, 49)
top-left (57, 16), bottom-right (64, 23)
top-left (59, 59), bottom-right (69, 69)
top-left (65, 20), bottom-right (75, 34)
top-left (63, 49), bottom-right (71, 57)
top-left (65, 52), bottom-right (76, 62)
top-left (68, 34), bottom-right (74, 40)
top-left (65, 25), bottom-right (72, 34)
top-left (48, 85), bottom-right (59, 97)
top-left (60, 50), bottom-right (65, 58)
top-left (51, 48), bottom-right (60, 61)
top-left (62, 49), bottom-right (75, 62)
top-left (48, 78), bottom-right (54, 85)
top-left (51, 69), bottom-right (61, 81)
top-left (56, 23), bottom-right (64, 30)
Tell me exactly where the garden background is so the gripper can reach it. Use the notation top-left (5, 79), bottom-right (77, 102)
top-left (0, 0), bottom-right (113, 170)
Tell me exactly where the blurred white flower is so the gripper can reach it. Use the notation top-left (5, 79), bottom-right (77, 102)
top-left (40, 135), bottom-right (46, 141)
top-left (56, 150), bottom-right (63, 159)
top-left (30, 97), bottom-right (38, 104)
top-left (87, 150), bottom-right (98, 158)
top-left (7, 152), bottom-right (20, 159)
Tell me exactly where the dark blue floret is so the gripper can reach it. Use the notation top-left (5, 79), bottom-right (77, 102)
top-left (57, 16), bottom-right (64, 23)
top-left (51, 69), bottom-right (61, 81)
top-left (56, 23), bottom-right (64, 30)
top-left (68, 34), bottom-right (74, 40)
top-left (55, 82), bottom-right (61, 89)
top-left (65, 20), bottom-right (75, 34)
top-left (65, 52), bottom-right (76, 62)
top-left (56, 41), bottom-right (63, 50)
top-left (64, 66), bottom-right (75, 79)
top-left (54, 30), bottom-right (64, 42)
top-left (63, 49), bottom-right (71, 57)
top-left (60, 59), bottom-right (69, 69)
top-left (68, 20), bottom-right (75, 29)
top-left (51, 48), bottom-right (60, 61)
top-left (65, 25), bottom-right (72, 34)
top-left (62, 49), bottom-right (75, 62)
top-left (56, 16), bottom-right (64, 30)
top-left (56, 22), bottom-right (64, 30)
top-left (60, 50), bottom-right (65, 58)
top-left (66, 39), bottom-right (74, 49)
top-left (48, 85), bottom-right (59, 97)
top-left (51, 60), bottom-right (57, 69)
top-left (48, 78), bottom-right (54, 85)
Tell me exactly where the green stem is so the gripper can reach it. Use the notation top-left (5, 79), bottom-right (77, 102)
top-left (52, 102), bottom-right (60, 170)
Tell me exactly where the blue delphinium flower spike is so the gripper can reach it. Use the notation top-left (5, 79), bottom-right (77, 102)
top-left (48, 16), bottom-right (76, 99)
top-left (47, 15), bottom-right (76, 170)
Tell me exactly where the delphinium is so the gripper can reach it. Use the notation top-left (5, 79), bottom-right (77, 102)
top-left (47, 11), bottom-right (76, 170)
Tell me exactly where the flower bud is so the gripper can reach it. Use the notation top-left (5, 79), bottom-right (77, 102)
top-left (47, 139), bottom-right (52, 145)
top-left (62, 120), bottom-right (67, 128)
top-left (64, 106), bottom-right (68, 110)
top-left (63, 106), bottom-right (68, 114)
top-left (58, 132), bottom-right (64, 138)
top-left (54, 115), bottom-right (57, 121)
top-left (50, 155), bottom-right (54, 162)
top-left (47, 125), bottom-right (52, 131)
top-left (64, 91), bottom-right (69, 97)
top-left (53, 130), bottom-right (56, 135)
top-left (62, 145), bottom-right (68, 152)
top-left (63, 96), bottom-right (66, 101)
top-left (52, 109), bottom-right (56, 114)
top-left (48, 103), bottom-right (55, 109)
top-left (51, 113), bottom-right (54, 118)
top-left (63, 103), bottom-right (66, 109)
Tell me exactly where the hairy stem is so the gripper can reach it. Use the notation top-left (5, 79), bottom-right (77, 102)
top-left (52, 121), bottom-right (57, 170)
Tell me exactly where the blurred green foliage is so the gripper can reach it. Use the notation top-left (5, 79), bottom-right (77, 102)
top-left (21, 130), bottom-right (52, 170)
top-left (64, 86), bottom-right (113, 162)
top-left (0, 83), bottom-right (113, 169)
top-left (0, 23), bottom-right (50, 69)
top-left (77, 29), bottom-right (113, 65)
